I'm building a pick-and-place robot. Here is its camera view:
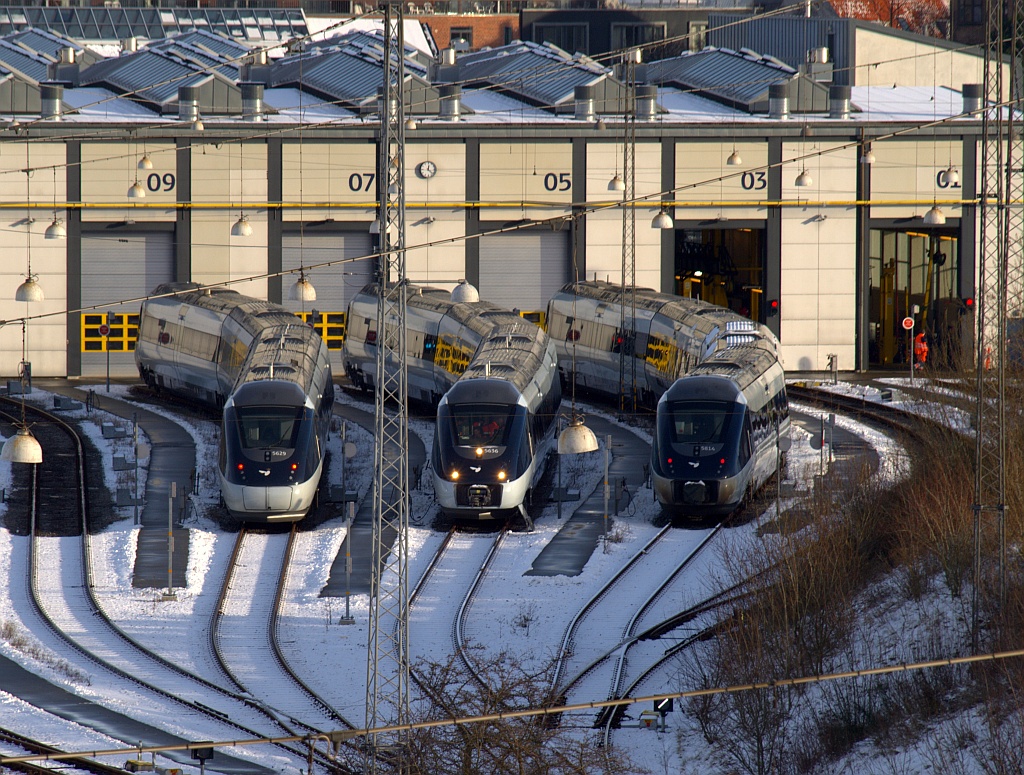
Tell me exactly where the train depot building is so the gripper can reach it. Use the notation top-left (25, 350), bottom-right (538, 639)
top-left (0, 15), bottom-right (997, 380)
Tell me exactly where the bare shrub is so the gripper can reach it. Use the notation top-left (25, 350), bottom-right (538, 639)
top-left (407, 647), bottom-right (645, 775)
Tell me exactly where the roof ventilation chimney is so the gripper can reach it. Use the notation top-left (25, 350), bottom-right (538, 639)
top-left (439, 83), bottom-right (461, 121)
top-left (574, 84), bottom-right (595, 122)
top-left (48, 48), bottom-right (80, 85)
top-left (59, 47), bottom-right (76, 64)
top-left (769, 83), bottom-right (789, 119)
top-left (40, 82), bottom-right (63, 120)
top-left (828, 84), bottom-right (851, 119)
top-left (962, 83), bottom-right (983, 115)
top-left (240, 81), bottom-right (265, 121)
top-left (120, 37), bottom-right (137, 55)
top-left (635, 84), bottom-right (658, 120)
top-left (178, 84), bottom-right (200, 123)
top-left (441, 48), bottom-right (457, 66)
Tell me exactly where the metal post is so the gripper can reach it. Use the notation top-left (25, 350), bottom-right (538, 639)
top-left (909, 328), bottom-right (914, 385)
top-left (557, 416), bottom-right (563, 521)
top-left (165, 482), bottom-right (176, 600)
top-left (776, 418), bottom-right (781, 519)
top-left (603, 434), bottom-right (611, 551)
top-left (340, 500), bottom-right (355, 625)
top-left (133, 413), bottom-right (139, 526)
top-left (341, 421), bottom-right (347, 493)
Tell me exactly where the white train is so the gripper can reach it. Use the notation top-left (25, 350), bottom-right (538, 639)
top-left (135, 283), bottom-right (335, 523)
top-left (343, 283), bottom-right (561, 520)
top-left (547, 281), bottom-right (789, 516)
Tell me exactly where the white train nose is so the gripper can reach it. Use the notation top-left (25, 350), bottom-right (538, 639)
top-left (242, 486), bottom-right (295, 512)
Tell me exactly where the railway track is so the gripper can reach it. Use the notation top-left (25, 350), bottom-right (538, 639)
top-left (0, 399), bottom-right (311, 773)
top-left (0, 726), bottom-right (127, 775)
top-left (213, 526), bottom-right (358, 769)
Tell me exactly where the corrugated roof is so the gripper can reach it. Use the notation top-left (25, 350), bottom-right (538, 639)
top-left (80, 48), bottom-right (225, 108)
top-left (456, 41), bottom-right (611, 109)
top-left (150, 28), bottom-right (250, 61)
top-left (0, 38), bottom-right (49, 83)
top-left (646, 46), bottom-right (799, 111)
top-left (60, 86), bottom-right (159, 119)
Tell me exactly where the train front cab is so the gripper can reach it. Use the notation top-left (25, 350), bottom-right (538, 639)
top-left (431, 391), bottom-right (533, 520)
top-left (219, 381), bottom-right (324, 522)
top-left (651, 377), bottom-right (752, 517)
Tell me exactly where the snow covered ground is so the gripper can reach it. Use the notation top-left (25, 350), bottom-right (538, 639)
top-left (0, 383), bottom-right (935, 774)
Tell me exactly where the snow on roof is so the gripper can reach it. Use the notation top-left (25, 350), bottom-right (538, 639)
top-left (262, 87), bottom-right (354, 120)
top-left (60, 87), bottom-right (159, 120)
top-left (307, 16), bottom-right (436, 60)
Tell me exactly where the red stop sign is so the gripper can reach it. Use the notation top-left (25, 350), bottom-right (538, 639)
top-left (99, 324), bottom-right (110, 336)
top-left (901, 317), bottom-right (914, 331)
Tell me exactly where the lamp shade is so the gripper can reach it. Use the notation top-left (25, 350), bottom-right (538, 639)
top-left (795, 169), bottom-right (813, 187)
top-left (651, 209), bottom-right (674, 230)
top-left (2, 426), bottom-right (42, 463)
top-left (451, 280), bottom-right (480, 303)
top-left (16, 276), bottom-right (44, 302)
top-left (44, 218), bottom-right (66, 240)
top-left (231, 215), bottom-right (253, 237)
top-left (923, 204), bottom-right (946, 225)
top-left (127, 181), bottom-right (146, 199)
top-left (940, 166), bottom-right (960, 186)
top-left (290, 275), bottom-right (317, 301)
top-left (608, 173), bottom-right (625, 192)
top-left (138, 155), bottom-right (153, 170)
top-left (727, 150), bottom-right (742, 166)
top-left (558, 417), bottom-right (599, 454)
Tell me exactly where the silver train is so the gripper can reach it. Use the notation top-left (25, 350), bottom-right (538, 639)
top-left (135, 283), bottom-right (335, 523)
top-left (547, 280), bottom-right (789, 516)
top-left (343, 283), bottom-right (561, 520)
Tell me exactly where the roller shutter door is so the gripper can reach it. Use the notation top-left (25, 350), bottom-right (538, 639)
top-left (282, 232), bottom-right (373, 368)
top-left (479, 231), bottom-right (569, 317)
top-left (81, 232), bottom-right (174, 378)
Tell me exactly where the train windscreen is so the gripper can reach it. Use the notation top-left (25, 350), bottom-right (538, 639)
top-left (664, 400), bottom-right (740, 448)
top-left (236, 406), bottom-right (306, 449)
top-left (449, 403), bottom-right (516, 447)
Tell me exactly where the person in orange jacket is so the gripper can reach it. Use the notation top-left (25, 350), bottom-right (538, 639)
top-left (914, 331), bottom-right (929, 370)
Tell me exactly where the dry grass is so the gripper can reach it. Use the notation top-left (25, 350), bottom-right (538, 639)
top-left (678, 374), bottom-right (1024, 774)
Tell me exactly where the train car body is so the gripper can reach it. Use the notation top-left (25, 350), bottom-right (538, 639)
top-left (651, 341), bottom-right (789, 516)
top-left (135, 283), bottom-right (334, 522)
top-left (547, 280), bottom-right (788, 517)
top-left (343, 283), bottom-right (561, 520)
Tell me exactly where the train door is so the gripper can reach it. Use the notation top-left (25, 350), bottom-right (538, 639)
top-left (868, 229), bottom-right (965, 369)
top-left (674, 227), bottom-right (765, 321)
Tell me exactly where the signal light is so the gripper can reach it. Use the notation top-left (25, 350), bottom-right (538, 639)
top-left (964, 297), bottom-right (974, 310)
top-left (291, 463), bottom-right (298, 471)
top-left (450, 470), bottom-right (460, 481)
top-left (667, 457), bottom-right (673, 465)
top-left (498, 471), bottom-right (507, 481)
top-left (767, 299), bottom-right (780, 316)
top-left (237, 463), bottom-right (244, 471)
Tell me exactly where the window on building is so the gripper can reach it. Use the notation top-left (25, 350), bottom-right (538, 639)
top-left (688, 21), bottom-right (708, 52)
top-left (450, 26), bottom-right (473, 51)
top-left (611, 22), bottom-right (666, 51)
top-left (533, 22), bottom-right (589, 54)
top-left (957, 0), bottom-right (983, 25)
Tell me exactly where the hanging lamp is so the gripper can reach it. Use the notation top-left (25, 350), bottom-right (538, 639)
top-left (651, 209), bottom-right (674, 229)
top-left (290, 270), bottom-right (316, 301)
top-left (727, 148), bottom-right (742, 166)
top-left (795, 169), bottom-right (813, 187)
top-left (923, 204), bottom-right (946, 225)
top-left (451, 280), bottom-right (479, 303)
top-left (231, 214), bottom-right (253, 237)
top-left (608, 172), bottom-right (625, 192)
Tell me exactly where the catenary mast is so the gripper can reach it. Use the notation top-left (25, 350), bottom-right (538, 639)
top-left (365, 0), bottom-right (411, 771)
top-left (974, 0), bottom-right (1021, 639)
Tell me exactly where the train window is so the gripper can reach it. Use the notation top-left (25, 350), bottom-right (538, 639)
top-left (235, 406), bottom-right (305, 449)
top-left (450, 403), bottom-right (515, 447)
top-left (665, 401), bottom-right (737, 446)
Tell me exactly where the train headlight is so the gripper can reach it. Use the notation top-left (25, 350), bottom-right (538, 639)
top-left (450, 470), bottom-right (460, 481)
top-left (475, 447), bottom-right (484, 457)
top-left (237, 463), bottom-right (244, 471)
top-left (497, 471), bottom-right (506, 481)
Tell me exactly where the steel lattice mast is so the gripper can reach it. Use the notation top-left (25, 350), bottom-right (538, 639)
top-left (618, 49), bottom-right (638, 414)
top-left (365, 1), bottom-right (410, 770)
top-left (973, 0), bottom-right (1020, 639)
